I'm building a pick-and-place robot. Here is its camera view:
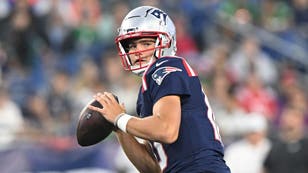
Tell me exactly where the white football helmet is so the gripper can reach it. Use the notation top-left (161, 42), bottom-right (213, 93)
top-left (115, 6), bottom-right (177, 76)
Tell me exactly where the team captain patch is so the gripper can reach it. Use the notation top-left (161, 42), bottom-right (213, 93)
top-left (152, 66), bottom-right (182, 85)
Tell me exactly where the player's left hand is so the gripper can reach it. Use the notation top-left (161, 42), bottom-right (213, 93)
top-left (88, 92), bottom-right (125, 124)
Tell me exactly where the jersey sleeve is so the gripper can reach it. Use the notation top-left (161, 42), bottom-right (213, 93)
top-left (148, 58), bottom-right (192, 103)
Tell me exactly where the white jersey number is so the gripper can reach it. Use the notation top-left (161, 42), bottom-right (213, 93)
top-left (203, 89), bottom-right (222, 143)
top-left (153, 142), bottom-right (167, 170)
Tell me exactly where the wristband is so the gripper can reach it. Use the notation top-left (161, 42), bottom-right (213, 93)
top-left (115, 113), bottom-right (132, 133)
top-left (114, 113), bottom-right (125, 127)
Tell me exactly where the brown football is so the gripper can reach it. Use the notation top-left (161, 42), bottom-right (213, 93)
top-left (76, 96), bottom-right (118, 146)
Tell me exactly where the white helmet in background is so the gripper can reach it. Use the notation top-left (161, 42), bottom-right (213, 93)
top-left (115, 6), bottom-right (177, 76)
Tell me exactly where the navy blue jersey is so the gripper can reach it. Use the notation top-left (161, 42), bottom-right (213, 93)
top-left (136, 56), bottom-right (230, 173)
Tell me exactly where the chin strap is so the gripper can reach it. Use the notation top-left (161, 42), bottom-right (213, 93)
top-left (132, 68), bottom-right (146, 76)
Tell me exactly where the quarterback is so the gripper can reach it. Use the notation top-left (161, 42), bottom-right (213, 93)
top-left (89, 6), bottom-right (231, 173)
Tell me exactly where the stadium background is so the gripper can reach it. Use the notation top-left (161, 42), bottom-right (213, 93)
top-left (0, 0), bottom-right (307, 172)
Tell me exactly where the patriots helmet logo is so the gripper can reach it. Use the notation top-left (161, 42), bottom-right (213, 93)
top-left (152, 66), bottom-right (182, 85)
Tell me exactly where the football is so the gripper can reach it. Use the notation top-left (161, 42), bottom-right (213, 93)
top-left (76, 96), bottom-right (118, 147)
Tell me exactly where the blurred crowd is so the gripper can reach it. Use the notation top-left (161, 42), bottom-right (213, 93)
top-left (0, 0), bottom-right (307, 173)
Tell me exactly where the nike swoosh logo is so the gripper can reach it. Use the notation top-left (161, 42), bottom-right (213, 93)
top-left (155, 60), bottom-right (168, 67)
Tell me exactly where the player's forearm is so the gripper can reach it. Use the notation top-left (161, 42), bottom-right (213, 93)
top-left (126, 115), bottom-right (179, 144)
top-left (114, 95), bottom-right (180, 143)
top-left (115, 130), bottom-right (161, 173)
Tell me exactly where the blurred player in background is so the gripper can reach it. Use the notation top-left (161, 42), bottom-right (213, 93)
top-left (263, 106), bottom-right (308, 173)
top-left (89, 6), bottom-right (230, 173)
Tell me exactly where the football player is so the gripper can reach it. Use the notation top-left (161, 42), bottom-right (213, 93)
top-left (89, 6), bottom-right (231, 173)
